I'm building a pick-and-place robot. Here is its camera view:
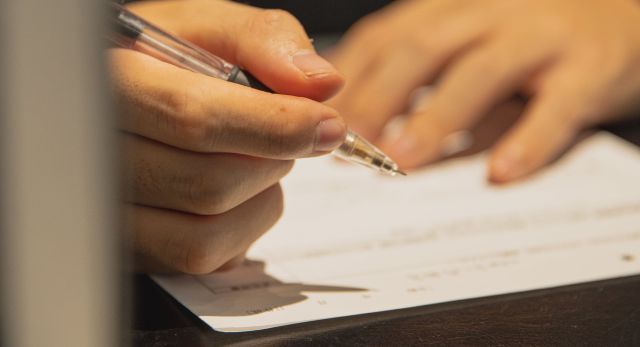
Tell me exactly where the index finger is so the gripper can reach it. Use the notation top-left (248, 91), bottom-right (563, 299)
top-left (110, 49), bottom-right (346, 159)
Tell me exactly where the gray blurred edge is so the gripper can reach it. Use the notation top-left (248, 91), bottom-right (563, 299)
top-left (1, 0), bottom-right (122, 346)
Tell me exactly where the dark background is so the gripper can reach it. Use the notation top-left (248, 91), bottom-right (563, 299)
top-left (241, 0), bottom-right (391, 34)
top-left (123, 0), bottom-right (392, 34)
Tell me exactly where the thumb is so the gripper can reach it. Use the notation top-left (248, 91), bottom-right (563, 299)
top-left (234, 8), bottom-right (344, 101)
top-left (127, 1), bottom-right (343, 101)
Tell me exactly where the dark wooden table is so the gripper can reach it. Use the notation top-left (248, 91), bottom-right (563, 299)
top-left (132, 120), bottom-right (640, 346)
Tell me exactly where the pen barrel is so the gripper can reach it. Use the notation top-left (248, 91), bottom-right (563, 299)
top-left (110, 3), bottom-right (234, 80)
top-left (109, 3), bottom-right (402, 176)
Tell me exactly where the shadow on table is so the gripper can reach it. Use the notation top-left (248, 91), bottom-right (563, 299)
top-left (189, 259), bottom-right (367, 317)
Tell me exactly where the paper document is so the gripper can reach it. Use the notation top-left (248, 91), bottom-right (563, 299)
top-left (153, 132), bottom-right (640, 332)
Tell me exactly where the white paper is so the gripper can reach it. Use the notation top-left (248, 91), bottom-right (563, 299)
top-left (153, 132), bottom-right (640, 332)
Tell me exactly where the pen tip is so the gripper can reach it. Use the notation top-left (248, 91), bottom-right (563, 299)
top-left (396, 170), bottom-right (407, 176)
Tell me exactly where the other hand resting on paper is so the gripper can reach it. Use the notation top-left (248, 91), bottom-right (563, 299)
top-left (328, 0), bottom-right (640, 182)
top-left (109, 0), bottom-right (345, 274)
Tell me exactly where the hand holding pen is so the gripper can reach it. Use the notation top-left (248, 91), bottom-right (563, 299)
top-left (111, 3), bottom-right (405, 176)
top-left (110, 0), bottom-right (360, 274)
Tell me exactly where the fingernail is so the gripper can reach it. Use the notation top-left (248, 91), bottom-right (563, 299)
top-left (314, 118), bottom-right (346, 152)
top-left (441, 131), bottom-right (473, 157)
top-left (292, 51), bottom-right (338, 78)
top-left (490, 149), bottom-right (522, 182)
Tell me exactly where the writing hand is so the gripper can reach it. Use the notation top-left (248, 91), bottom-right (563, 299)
top-left (111, 0), bottom-right (345, 273)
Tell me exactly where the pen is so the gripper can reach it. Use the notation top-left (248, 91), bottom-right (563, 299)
top-left (110, 3), bottom-right (406, 176)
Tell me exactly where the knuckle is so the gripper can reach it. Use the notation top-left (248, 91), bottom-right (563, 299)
top-left (251, 9), bottom-right (301, 32)
top-left (181, 230), bottom-right (225, 275)
top-left (263, 184), bottom-right (285, 224)
top-left (186, 170), bottom-right (236, 215)
top-left (261, 159), bottom-right (295, 182)
top-left (410, 29), bottom-right (445, 56)
top-left (184, 157), bottom-right (293, 216)
top-left (167, 85), bottom-right (220, 151)
top-left (255, 155), bottom-right (295, 174)
top-left (129, 157), bottom-right (162, 200)
top-left (262, 9), bottom-right (297, 24)
top-left (179, 185), bottom-right (286, 275)
top-left (279, 160), bottom-right (295, 178)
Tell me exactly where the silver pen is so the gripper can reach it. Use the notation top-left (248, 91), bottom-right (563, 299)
top-left (110, 3), bottom-right (406, 176)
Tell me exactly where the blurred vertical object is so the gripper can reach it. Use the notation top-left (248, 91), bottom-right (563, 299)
top-left (0, 0), bottom-right (121, 346)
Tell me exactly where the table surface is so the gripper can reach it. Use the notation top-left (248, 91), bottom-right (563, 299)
top-left (132, 120), bottom-right (640, 347)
